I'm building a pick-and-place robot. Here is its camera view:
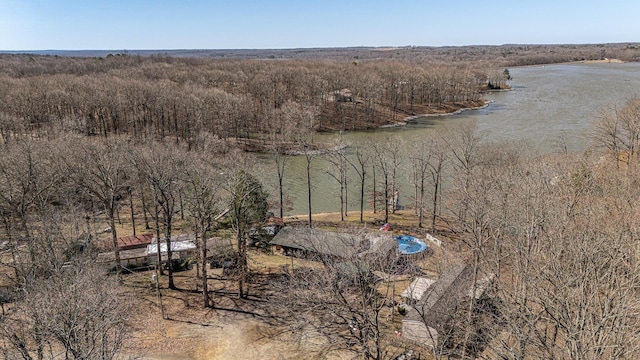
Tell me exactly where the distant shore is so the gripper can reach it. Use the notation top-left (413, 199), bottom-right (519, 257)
top-left (238, 100), bottom-right (493, 153)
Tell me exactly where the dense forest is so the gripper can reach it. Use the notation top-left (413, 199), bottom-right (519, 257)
top-left (0, 44), bottom-right (639, 359)
top-left (0, 53), bottom-right (496, 150)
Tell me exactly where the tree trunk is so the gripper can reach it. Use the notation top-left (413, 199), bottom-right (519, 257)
top-left (179, 191), bottom-right (185, 220)
top-left (339, 182), bottom-right (344, 222)
top-left (139, 183), bottom-right (150, 229)
top-left (306, 155), bottom-right (312, 228)
top-left (372, 166), bottom-right (377, 214)
top-left (200, 227), bottom-right (210, 307)
top-left (238, 231), bottom-right (247, 298)
top-left (419, 177), bottom-right (425, 228)
top-left (343, 167), bottom-right (348, 218)
top-left (165, 223), bottom-right (175, 290)
top-left (109, 210), bottom-right (122, 280)
top-left (360, 172), bottom-right (365, 223)
top-left (383, 175), bottom-right (389, 224)
top-left (279, 174), bottom-right (284, 219)
top-left (154, 196), bottom-right (163, 275)
top-left (129, 188), bottom-right (136, 236)
top-left (431, 173), bottom-right (439, 233)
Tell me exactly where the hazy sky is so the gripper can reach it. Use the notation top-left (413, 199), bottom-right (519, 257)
top-left (1, 0), bottom-right (638, 50)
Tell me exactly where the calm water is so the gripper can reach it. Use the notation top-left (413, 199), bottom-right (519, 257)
top-left (267, 62), bottom-right (640, 216)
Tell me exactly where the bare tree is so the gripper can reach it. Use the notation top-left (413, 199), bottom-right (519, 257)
top-left (442, 141), bottom-right (640, 359)
top-left (345, 141), bottom-right (370, 223)
top-left (183, 155), bottom-right (224, 307)
top-left (134, 142), bottom-right (186, 289)
top-left (0, 140), bottom-right (45, 281)
top-left (371, 140), bottom-right (398, 224)
top-left (444, 121), bottom-right (483, 224)
top-left (267, 114), bottom-right (292, 219)
top-left (480, 155), bottom-right (640, 359)
top-left (61, 137), bottom-right (129, 279)
top-left (224, 154), bottom-right (268, 298)
top-left (426, 137), bottom-right (448, 233)
top-left (281, 101), bottom-right (318, 227)
top-left (324, 138), bottom-right (349, 221)
top-left (408, 137), bottom-right (431, 229)
top-left (591, 97), bottom-right (640, 166)
top-left (301, 143), bottom-right (316, 228)
top-left (0, 264), bottom-right (129, 360)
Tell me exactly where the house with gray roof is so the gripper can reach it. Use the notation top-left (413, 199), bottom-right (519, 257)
top-left (270, 227), bottom-right (397, 263)
top-left (270, 227), bottom-right (364, 259)
top-left (401, 263), bottom-right (489, 347)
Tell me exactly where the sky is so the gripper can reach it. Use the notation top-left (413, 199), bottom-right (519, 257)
top-left (1, 0), bottom-right (638, 50)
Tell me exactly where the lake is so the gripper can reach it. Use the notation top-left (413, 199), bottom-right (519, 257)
top-left (267, 62), bottom-right (640, 216)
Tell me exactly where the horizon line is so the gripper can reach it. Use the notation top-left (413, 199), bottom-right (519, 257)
top-left (2, 42), bottom-right (639, 54)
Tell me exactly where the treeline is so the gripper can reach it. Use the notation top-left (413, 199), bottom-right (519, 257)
top-left (8, 42), bottom-right (640, 64)
top-left (0, 54), bottom-right (499, 148)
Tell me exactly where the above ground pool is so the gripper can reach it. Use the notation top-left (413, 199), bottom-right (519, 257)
top-left (395, 235), bottom-right (428, 255)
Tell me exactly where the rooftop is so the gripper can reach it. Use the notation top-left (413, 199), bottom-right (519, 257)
top-left (270, 227), bottom-right (364, 258)
top-left (404, 263), bottom-right (473, 327)
top-left (106, 233), bottom-right (154, 251)
top-left (147, 240), bottom-right (197, 255)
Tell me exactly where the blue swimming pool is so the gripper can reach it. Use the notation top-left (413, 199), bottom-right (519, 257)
top-left (395, 235), bottom-right (428, 255)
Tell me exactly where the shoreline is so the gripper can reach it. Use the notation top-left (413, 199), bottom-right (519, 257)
top-left (240, 100), bottom-right (494, 153)
top-left (333, 100), bottom-right (494, 130)
top-left (403, 100), bottom-right (491, 122)
top-left (284, 143), bottom-right (348, 156)
top-left (375, 100), bottom-right (493, 129)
